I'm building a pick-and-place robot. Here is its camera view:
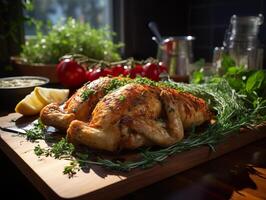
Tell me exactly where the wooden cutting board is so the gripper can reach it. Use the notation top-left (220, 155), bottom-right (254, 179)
top-left (0, 113), bottom-right (265, 200)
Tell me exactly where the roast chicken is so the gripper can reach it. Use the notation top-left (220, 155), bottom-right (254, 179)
top-left (40, 77), bottom-right (212, 151)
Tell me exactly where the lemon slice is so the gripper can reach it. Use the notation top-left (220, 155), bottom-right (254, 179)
top-left (34, 87), bottom-right (69, 104)
top-left (15, 91), bottom-right (46, 116)
top-left (15, 87), bottom-right (69, 116)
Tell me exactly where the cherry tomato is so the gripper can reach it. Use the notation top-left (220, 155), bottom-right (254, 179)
top-left (111, 65), bottom-right (125, 77)
top-left (129, 64), bottom-right (144, 78)
top-left (89, 67), bottom-right (104, 81)
top-left (143, 62), bottom-right (160, 81)
top-left (102, 68), bottom-right (113, 76)
top-left (85, 68), bottom-right (94, 82)
top-left (56, 59), bottom-right (86, 88)
top-left (123, 65), bottom-right (131, 77)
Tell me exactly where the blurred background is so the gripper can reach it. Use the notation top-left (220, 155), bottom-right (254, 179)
top-left (1, 0), bottom-right (266, 74)
top-left (0, 1), bottom-right (266, 199)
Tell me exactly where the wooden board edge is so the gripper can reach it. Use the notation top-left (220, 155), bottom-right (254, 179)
top-left (0, 136), bottom-right (62, 200)
top-left (72, 128), bottom-right (266, 200)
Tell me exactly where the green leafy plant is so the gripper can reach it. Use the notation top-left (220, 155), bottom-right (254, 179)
top-left (192, 55), bottom-right (266, 105)
top-left (21, 18), bottom-right (122, 64)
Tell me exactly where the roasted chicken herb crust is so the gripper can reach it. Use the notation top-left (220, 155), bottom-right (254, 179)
top-left (40, 77), bottom-right (212, 151)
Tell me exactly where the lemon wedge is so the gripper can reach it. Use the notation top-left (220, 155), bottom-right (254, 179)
top-left (15, 87), bottom-right (69, 116)
top-left (15, 90), bottom-right (46, 116)
top-left (34, 87), bottom-right (69, 104)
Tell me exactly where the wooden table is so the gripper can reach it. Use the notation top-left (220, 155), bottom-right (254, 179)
top-left (0, 110), bottom-right (266, 200)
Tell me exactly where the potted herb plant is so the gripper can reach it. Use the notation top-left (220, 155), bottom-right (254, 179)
top-left (11, 18), bottom-right (122, 82)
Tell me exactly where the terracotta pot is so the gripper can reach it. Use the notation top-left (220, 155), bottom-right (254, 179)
top-left (10, 56), bottom-right (58, 83)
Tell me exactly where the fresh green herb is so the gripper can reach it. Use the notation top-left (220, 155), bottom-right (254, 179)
top-left (221, 54), bottom-right (236, 72)
top-left (21, 18), bottom-right (122, 64)
top-left (104, 78), bottom-right (132, 94)
top-left (25, 119), bottom-right (45, 141)
top-left (63, 161), bottom-right (80, 178)
top-left (33, 138), bottom-right (75, 159)
top-left (50, 138), bottom-right (75, 159)
top-left (80, 89), bottom-right (96, 101)
top-left (192, 55), bottom-right (266, 107)
top-left (119, 95), bottom-right (126, 101)
top-left (104, 77), bottom-right (160, 94)
top-left (34, 144), bottom-right (45, 156)
top-left (246, 71), bottom-right (265, 93)
top-left (134, 77), bottom-right (157, 86)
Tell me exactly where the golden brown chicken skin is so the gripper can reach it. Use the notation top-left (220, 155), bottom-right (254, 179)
top-left (40, 77), bottom-right (113, 130)
top-left (67, 83), bottom-right (212, 151)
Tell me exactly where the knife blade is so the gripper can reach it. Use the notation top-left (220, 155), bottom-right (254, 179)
top-left (0, 126), bottom-right (26, 134)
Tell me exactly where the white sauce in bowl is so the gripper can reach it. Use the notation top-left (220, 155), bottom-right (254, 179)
top-left (0, 76), bottom-right (49, 88)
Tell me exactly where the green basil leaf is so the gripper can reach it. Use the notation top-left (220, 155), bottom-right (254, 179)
top-left (227, 77), bottom-right (245, 91)
top-left (246, 71), bottom-right (265, 93)
top-left (227, 66), bottom-right (245, 75)
top-left (221, 54), bottom-right (236, 71)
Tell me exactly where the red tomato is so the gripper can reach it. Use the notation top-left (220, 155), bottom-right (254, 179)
top-left (111, 65), bottom-right (125, 77)
top-left (102, 68), bottom-right (113, 76)
top-left (85, 68), bottom-right (94, 82)
top-left (89, 68), bottom-right (104, 81)
top-left (129, 64), bottom-right (144, 78)
top-left (143, 62), bottom-right (160, 81)
top-left (56, 59), bottom-right (86, 88)
top-left (123, 65), bottom-right (131, 77)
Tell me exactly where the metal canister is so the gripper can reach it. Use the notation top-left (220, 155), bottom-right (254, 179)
top-left (157, 36), bottom-right (195, 76)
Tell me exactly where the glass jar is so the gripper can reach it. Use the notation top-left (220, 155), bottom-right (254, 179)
top-left (214, 14), bottom-right (264, 70)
